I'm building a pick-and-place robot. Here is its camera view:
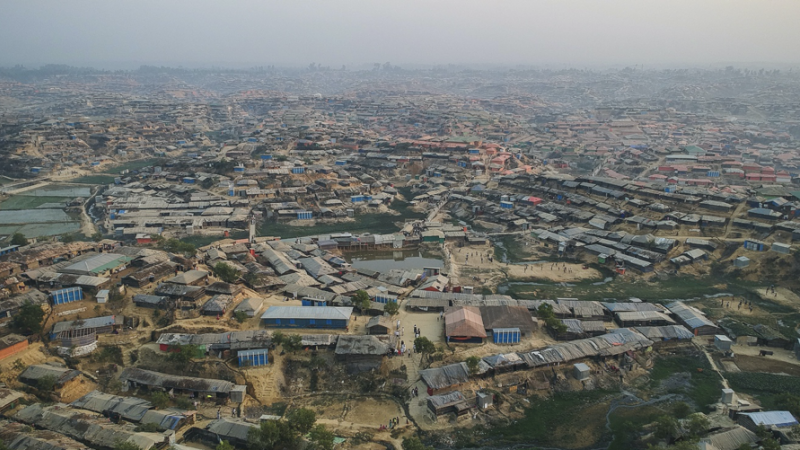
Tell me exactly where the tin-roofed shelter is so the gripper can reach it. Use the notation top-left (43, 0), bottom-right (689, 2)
top-left (196, 419), bottom-right (255, 448)
top-left (366, 315), bottom-right (393, 335)
top-left (166, 270), bottom-right (209, 286)
top-left (119, 367), bottom-right (240, 400)
top-left (233, 297), bottom-right (264, 318)
top-left (667, 301), bottom-right (720, 336)
top-left (71, 390), bottom-right (152, 422)
top-left (445, 306), bottom-right (487, 343)
top-left (420, 362), bottom-right (471, 395)
top-left (261, 306), bottom-right (353, 328)
top-left (335, 335), bottom-right (390, 373)
top-left (14, 403), bottom-right (164, 450)
top-left (427, 391), bottom-right (469, 418)
top-left (738, 411), bottom-right (799, 432)
top-left (0, 419), bottom-right (87, 450)
top-left (60, 253), bottom-right (132, 276)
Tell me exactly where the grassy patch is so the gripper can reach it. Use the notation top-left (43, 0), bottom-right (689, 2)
top-left (487, 390), bottom-right (614, 448)
top-left (651, 354), bottom-right (722, 409)
top-left (727, 372), bottom-right (800, 395)
top-left (258, 201), bottom-right (424, 240)
top-left (0, 195), bottom-right (67, 210)
top-left (181, 231), bottom-right (247, 248)
top-left (504, 275), bottom-right (740, 302)
top-left (71, 175), bottom-right (117, 185)
top-left (608, 405), bottom-right (664, 450)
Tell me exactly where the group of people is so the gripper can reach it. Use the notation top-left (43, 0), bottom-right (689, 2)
top-left (463, 251), bottom-right (492, 266)
top-left (410, 386), bottom-right (420, 397)
top-left (379, 416), bottom-right (404, 430)
top-left (550, 262), bottom-right (573, 273)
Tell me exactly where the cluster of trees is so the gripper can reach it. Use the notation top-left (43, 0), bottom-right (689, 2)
top-left (351, 290), bottom-right (399, 315)
top-left (247, 408), bottom-right (333, 450)
top-left (150, 235), bottom-right (196, 256)
top-left (11, 301), bottom-right (45, 335)
top-left (10, 232), bottom-right (28, 246)
top-left (213, 262), bottom-right (241, 283)
top-left (272, 332), bottom-right (303, 353)
top-left (402, 436), bottom-right (434, 450)
top-left (413, 336), bottom-right (436, 362)
top-left (165, 344), bottom-right (201, 369)
top-left (537, 303), bottom-right (567, 334)
top-left (648, 407), bottom-right (785, 450)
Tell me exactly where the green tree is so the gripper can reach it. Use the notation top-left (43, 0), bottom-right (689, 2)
top-left (774, 392), bottom-right (800, 418)
top-left (166, 344), bottom-right (200, 367)
top-left (537, 303), bottom-right (567, 334)
top-left (91, 231), bottom-right (104, 242)
top-left (685, 413), bottom-right (710, 438)
top-left (37, 374), bottom-right (57, 391)
top-left (211, 159), bottom-right (236, 175)
top-left (243, 271), bottom-right (261, 287)
top-left (114, 441), bottom-right (143, 450)
top-left (384, 301), bottom-right (400, 316)
top-left (308, 424), bottom-right (335, 450)
top-left (201, 177), bottom-right (217, 189)
top-left (286, 408), bottom-right (316, 434)
top-left (760, 438), bottom-right (781, 450)
top-left (282, 334), bottom-right (303, 353)
top-left (654, 415), bottom-right (680, 442)
top-left (10, 232), bottom-right (28, 246)
top-left (671, 401), bottom-right (692, 419)
top-left (248, 420), bottom-right (295, 450)
top-left (214, 262), bottom-right (241, 283)
top-left (402, 436), bottom-right (433, 450)
top-left (11, 301), bottom-right (45, 335)
top-left (351, 290), bottom-right (371, 314)
top-left (160, 238), bottom-right (196, 256)
top-left (61, 233), bottom-right (76, 243)
top-left (414, 336), bottom-right (436, 362)
top-left (150, 391), bottom-right (170, 409)
top-left (465, 356), bottom-right (480, 376)
top-left (272, 331), bottom-right (285, 346)
top-left (234, 310), bottom-right (249, 323)
top-left (216, 441), bottom-right (235, 450)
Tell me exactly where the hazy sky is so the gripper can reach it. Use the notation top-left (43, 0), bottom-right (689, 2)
top-left (2, 0), bottom-right (800, 68)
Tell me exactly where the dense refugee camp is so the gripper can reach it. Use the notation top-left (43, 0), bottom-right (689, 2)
top-left (0, 1), bottom-right (800, 450)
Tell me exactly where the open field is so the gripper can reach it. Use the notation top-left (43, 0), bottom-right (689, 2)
top-left (486, 390), bottom-right (614, 448)
top-left (260, 205), bottom-right (425, 239)
top-left (0, 195), bottom-right (68, 210)
top-left (71, 175), bottom-right (117, 185)
top-left (501, 275), bottom-right (729, 302)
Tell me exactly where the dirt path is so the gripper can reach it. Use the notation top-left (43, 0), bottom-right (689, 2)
top-left (79, 200), bottom-right (97, 236)
top-left (723, 202), bottom-right (749, 239)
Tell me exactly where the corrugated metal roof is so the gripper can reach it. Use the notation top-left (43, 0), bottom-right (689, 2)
top-left (206, 419), bottom-right (255, 440)
top-left (52, 315), bottom-right (122, 335)
top-left (261, 306), bottom-right (353, 321)
top-left (71, 390), bottom-right (151, 421)
top-left (740, 411), bottom-right (798, 427)
top-left (120, 367), bottom-right (235, 394)
top-left (445, 306), bottom-right (486, 338)
top-left (420, 362), bottom-right (470, 389)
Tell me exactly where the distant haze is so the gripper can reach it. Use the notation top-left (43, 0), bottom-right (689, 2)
top-left (2, 0), bottom-right (800, 68)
